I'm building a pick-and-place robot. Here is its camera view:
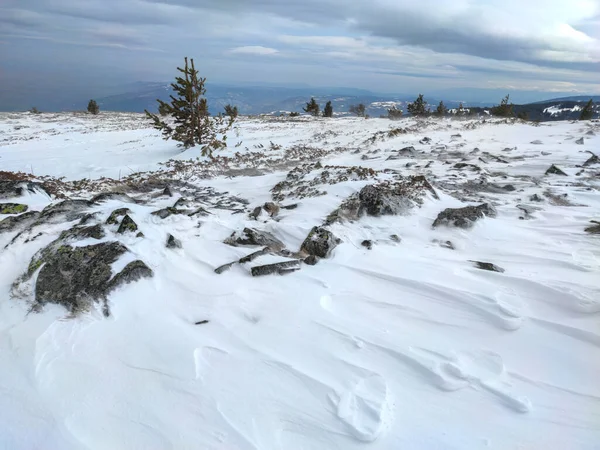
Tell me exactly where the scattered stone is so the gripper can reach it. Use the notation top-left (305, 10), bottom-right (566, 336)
top-left (106, 208), bottom-right (130, 225)
top-left (453, 163), bottom-right (481, 171)
top-left (502, 185), bottom-right (516, 192)
top-left (117, 215), bottom-right (138, 234)
top-left (470, 261), bottom-right (505, 273)
top-left (586, 130), bottom-right (595, 136)
top-left (195, 320), bottom-right (209, 325)
top-left (451, 134), bottom-right (462, 140)
top-left (582, 153), bottom-right (599, 167)
top-left (151, 207), bottom-right (189, 219)
top-left (89, 192), bottom-right (135, 205)
top-left (433, 203), bottom-right (497, 229)
top-left (575, 137), bottom-right (584, 145)
top-left (281, 203), bottom-right (298, 210)
top-left (419, 137), bottom-right (432, 144)
top-left (250, 206), bottom-right (263, 220)
top-left (36, 200), bottom-right (90, 224)
top-left (0, 180), bottom-right (48, 200)
top-left (584, 221), bottom-right (600, 235)
top-left (136, 232), bottom-right (145, 238)
top-left (530, 140), bottom-right (543, 145)
top-left (214, 262), bottom-right (235, 274)
top-left (107, 260), bottom-right (153, 293)
top-left (263, 202), bottom-right (280, 217)
top-left (300, 226), bottom-right (340, 258)
top-left (188, 207), bottom-right (211, 217)
top-left (530, 194), bottom-right (543, 202)
top-left (251, 260), bottom-right (301, 277)
top-left (166, 234), bottom-right (182, 249)
top-left (433, 239), bottom-right (454, 250)
top-left (361, 240), bottom-right (373, 250)
top-left (163, 186), bottom-right (173, 197)
top-left (78, 213), bottom-right (98, 226)
top-left (516, 204), bottom-right (540, 220)
top-left (545, 164), bottom-right (567, 176)
top-left (0, 211), bottom-right (40, 233)
top-left (541, 151), bottom-right (551, 156)
top-left (224, 228), bottom-right (284, 252)
top-left (0, 203), bottom-right (28, 214)
top-left (239, 247), bottom-right (270, 264)
top-left (398, 146), bottom-right (416, 155)
top-left (390, 234), bottom-right (401, 243)
top-left (303, 255), bottom-right (319, 266)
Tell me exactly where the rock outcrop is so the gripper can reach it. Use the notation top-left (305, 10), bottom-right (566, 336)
top-left (433, 203), bottom-right (497, 229)
top-left (300, 226), bottom-right (340, 258)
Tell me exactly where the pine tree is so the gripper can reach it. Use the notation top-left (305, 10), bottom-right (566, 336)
top-left (457, 102), bottom-right (465, 116)
top-left (387, 106), bottom-right (403, 120)
top-left (87, 99), bottom-right (99, 115)
top-left (407, 94), bottom-right (428, 116)
top-left (349, 104), bottom-right (366, 117)
top-left (323, 101), bottom-right (333, 118)
top-left (145, 57), bottom-right (233, 154)
top-left (579, 99), bottom-right (594, 120)
top-left (29, 107), bottom-right (40, 114)
top-left (435, 101), bottom-right (447, 117)
top-left (517, 111), bottom-right (529, 121)
top-left (490, 94), bottom-right (514, 118)
top-left (224, 104), bottom-right (239, 119)
top-left (158, 103), bottom-right (169, 117)
top-left (303, 98), bottom-right (320, 116)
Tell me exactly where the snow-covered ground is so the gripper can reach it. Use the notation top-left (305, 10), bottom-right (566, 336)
top-left (1, 112), bottom-right (599, 449)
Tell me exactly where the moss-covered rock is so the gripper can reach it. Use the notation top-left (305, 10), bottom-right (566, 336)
top-left (151, 207), bottom-right (189, 219)
top-left (0, 203), bottom-right (28, 214)
top-left (0, 211), bottom-right (40, 233)
top-left (106, 208), bottom-right (130, 225)
top-left (300, 226), bottom-right (340, 258)
top-left (117, 214), bottom-right (138, 234)
top-left (433, 203), bottom-right (497, 229)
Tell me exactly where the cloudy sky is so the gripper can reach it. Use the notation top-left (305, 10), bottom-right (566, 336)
top-left (1, 0), bottom-right (600, 99)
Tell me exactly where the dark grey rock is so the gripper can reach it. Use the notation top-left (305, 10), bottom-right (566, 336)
top-left (585, 221), bottom-right (600, 235)
top-left (530, 194), bottom-right (543, 202)
top-left (166, 234), bottom-right (182, 249)
top-left (136, 232), bottom-right (145, 238)
top-left (163, 186), bottom-right (173, 197)
top-left (0, 180), bottom-right (48, 200)
top-left (215, 262), bottom-right (235, 274)
top-left (36, 200), bottom-right (91, 225)
top-left (545, 164), bottom-right (568, 176)
top-left (251, 260), bottom-right (301, 277)
top-left (358, 177), bottom-right (438, 217)
top-left (470, 261), bottom-right (505, 273)
top-left (390, 234), bottom-right (401, 243)
top-left (89, 192), bottom-right (136, 205)
top-left (281, 203), bottom-right (298, 210)
top-left (502, 185), bottom-right (516, 191)
top-left (419, 137), bottom-right (431, 144)
top-left (433, 203), bottom-right (497, 229)
top-left (224, 228), bottom-right (284, 252)
top-left (575, 137), bottom-right (584, 145)
top-left (106, 208), bottom-right (130, 225)
top-left (117, 215), bottom-right (138, 234)
top-left (78, 213), bottom-right (98, 226)
top-left (361, 240), bottom-right (373, 250)
top-left (0, 203), bottom-right (29, 214)
top-left (151, 207), bottom-right (189, 219)
top-left (583, 153), bottom-right (599, 167)
top-left (0, 211), bottom-right (40, 233)
top-left (453, 163), bottom-right (481, 171)
top-left (188, 207), bottom-right (211, 217)
top-left (107, 260), bottom-right (153, 293)
top-left (300, 226), bottom-right (340, 258)
top-left (263, 202), bottom-right (280, 217)
top-left (303, 255), bottom-right (319, 266)
top-left (250, 206), bottom-right (263, 220)
top-left (530, 140), bottom-right (543, 145)
top-left (239, 247), bottom-right (270, 264)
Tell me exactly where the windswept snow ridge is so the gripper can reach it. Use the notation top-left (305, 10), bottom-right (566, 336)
top-left (0, 113), bottom-right (599, 449)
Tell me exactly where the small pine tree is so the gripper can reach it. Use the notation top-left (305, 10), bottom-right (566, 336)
top-left (323, 101), bottom-right (333, 118)
top-left (579, 99), bottom-right (594, 120)
top-left (435, 101), bottom-right (447, 117)
top-left (289, 112), bottom-right (300, 117)
top-left (490, 94), bottom-right (514, 118)
top-left (224, 104), bottom-right (239, 119)
top-left (349, 103), bottom-right (366, 117)
top-left (145, 57), bottom-right (233, 154)
top-left (517, 111), bottom-right (529, 121)
top-left (457, 102), bottom-right (465, 116)
top-left (303, 98), bottom-right (320, 116)
top-left (387, 106), bottom-right (403, 120)
top-left (29, 107), bottom-right (41, 114)
top-left (87, 99), bottom-right (99, 115)
top-left (158, 103), bottom-right (169, 117)
top-left (407, 94), bottom-right (428, 116)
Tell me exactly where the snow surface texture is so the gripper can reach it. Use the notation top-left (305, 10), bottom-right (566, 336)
top-left (1, 112), bottom-right (599, 449)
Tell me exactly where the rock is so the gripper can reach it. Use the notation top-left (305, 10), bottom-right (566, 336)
top-left (586, 130), bottom-right (595, 136)
top-left (300, 226), bottom-right (340, 258)
top-left (136, 232), bottom-right (145, 238)
top-left (224, 228), bottom-right (284, 252)
top-left (0, 180), bottom-right (48, 200)
top-left (59, 224), bottom-right (105, 241)
top-left (281, 203), bottom-right (298, 210)
top-left (250, 206), bottom-right (263, 220)
top-left (583, 153), bottom-right (599, 167)
top-left (34, 242), bottom-right (129, 314)
top-left (361, 240), bottom-right (373, 250)
top-left (78, 213), bottom-right (98, 226)
top-left (106, 208), bottom-right (130, 225)
top-left (545, 164), bottom-right (567, 176)
top-left (251, 260), bottom-right (301, 277)
top-left (419, 137), bottom-right (431, 144)
top-left (441, 240), bottom-right (455, 250)
top-left (398, 146), bottom-right (416, 155)
top-left (107, 260), bottom-right (153, 293)
top-left (453, 163), bottom-right (481, 171)
top-left (263, 202), bottom-right (280, 217)
top-left (0, 211), bottom-right (40, 233)
top-left (214, 262), bottom-right (235, 274)
top-left (502, 185), bottom-right (516, 191)
top-left (584, 221), bottom-right (600, 234)
top-left (238, 247), bottom-right (270, 264)
top-left (432, 203), bottom-right (497, 229)
top-left (166, 234), bottom-right (182, 249)
top-left (36, 200), bottom-right (91, 225)
top-left (390, 234), bottom-right (401, 243)
top-left (575, 137), bottom-right (584, 145)
top-left (530, 140), bottom-right (543, 145)
top-left (188, 207), bottom-right (211, 217)
top-left (541, 151), bottom-right (551, 156)
top-left (358, 177), bottom-right (438, 217)
top-left (117, 215), bottom-right (138, 234)
top-left (0, 203), bottom-right (28, 214)
top-left (530, 194), bottom-right (543, 202)
top-left (470, 261), bottom-right (505, 273)
top-left (303, 255), bottom-right (319, 266)
top-left (162, 186), bottom-right (173, 197)
top-left (151, 207), bottom-right (189, 219)
top-left (89, 192), bottom-right (136, 205)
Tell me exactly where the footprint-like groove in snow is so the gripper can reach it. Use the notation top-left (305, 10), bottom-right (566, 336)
top-left (332, 374), bottom-right (392, 442)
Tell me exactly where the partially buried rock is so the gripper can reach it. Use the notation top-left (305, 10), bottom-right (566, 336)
top-left (251, 260), bottom-right (300, 277)
top-left (361, 240), bottom-right (373, 250)
top-left (575, 137), bottom-right (584, 145)
top-left (166, 234), bottom-right (182, 249)
top-left (502, 185), bottom-right (516, 192)
top-left (303, 255), bottom-right (319, 266)
top-left (224, 228), bottom-right (284, 252)
top-left (0, 180), bottom-right (48, 200)
top-left (0, 203), bottom-right (28, 214)
top-left (106, 208), bottom-right (130, 225)
top-left (107, 260), bottom-right (153, 293)
top-left (582, 153), bottom-right (599, 167)
top-left (117, 215), bottom-right (138, 234)
top-left (433, 203), bottom-right (497, 229)
top-left (470, 261), bottom-right (505, 273)
top-left (300, 226), bottom-right (340, 258)
top-left (358, 176), bottom-right (438, 217)
top-left (151, 207), bottom-right (189, 219)
top-left (263, 202), bottom-right (280, 217)
top-left (545, 164), bottom-right (567, 176)
top-left (0, 211), bottom-right (40, 233)
top-left (390, 234), bottom-right (401, 243)
top-left (530, 194), bottom-right (543, 202)
top-left (584, 221), bottom-right (600, 235)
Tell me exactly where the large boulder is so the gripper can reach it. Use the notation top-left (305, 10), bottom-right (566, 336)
top-left (300, 226), bottom-right (340, 258)
top-left (224, 228), bottom-right (284, 252)
top-left (433, 203), bottom-right (497, 229)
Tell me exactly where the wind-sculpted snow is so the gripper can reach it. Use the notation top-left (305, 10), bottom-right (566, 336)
top-left (0, 113), bottom-right (599, 449)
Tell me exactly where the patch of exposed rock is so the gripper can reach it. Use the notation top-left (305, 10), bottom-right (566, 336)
top-left (433, 203), bottom-right (497, 229)
top-left (224, 228), bottom-right (284, 252)
top-left (300, 226), bottom-right (340, 258)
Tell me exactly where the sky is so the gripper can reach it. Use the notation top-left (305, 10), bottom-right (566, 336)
top-left (1, 0), bottom-right (600, 104)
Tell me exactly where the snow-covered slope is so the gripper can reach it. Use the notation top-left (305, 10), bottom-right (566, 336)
top-left (1, 113), bottom-right (599, 449)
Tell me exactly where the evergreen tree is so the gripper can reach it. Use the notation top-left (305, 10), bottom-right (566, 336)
top-left (407, 94), bottom-right (428, 116)
top-left (349, 103), bottom-right (366, 117)
top-left (387, 106), bottom-right (403, 120)
top-left (145, 57), bottom-right (233, 154)
top-left (517, 111), bottom-right (529, 121)
top-left (289, 112), bottom-right (300, 117)
top-left (224, 104), bottom-right (239, 119)
top-left (579, 99), bottom-right (594, 120)
top-left (490, 94), bottom-right (514, 117)
top-left (323, 101), bottom-right (333, 118)
top-left (29, 107), bottom-right (40, 114)
top-left (87, 99), bottom-right (99, 115)
top-left (457, 102), bottom-right (465, 116)
top-left (303, 98), bottom-right (320, 116)
top-left (435, 101), bottom-right (447, 117)
top-left (158, 103), bottom-right (169, 117)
